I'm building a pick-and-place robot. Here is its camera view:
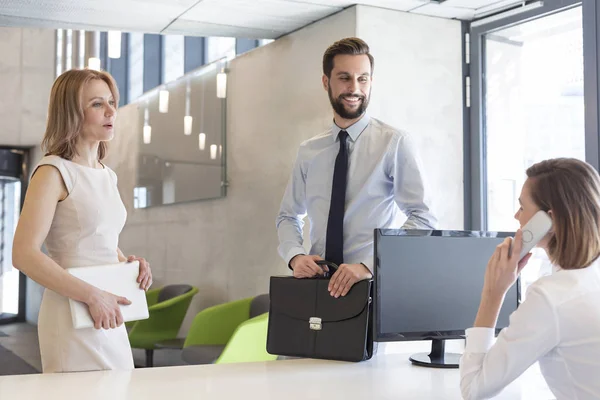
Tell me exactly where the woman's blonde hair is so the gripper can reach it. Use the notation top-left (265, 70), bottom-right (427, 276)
top-left (527, 158), bottom-right (600, 269)
top-left (42, 69), bottom-right (119, 161)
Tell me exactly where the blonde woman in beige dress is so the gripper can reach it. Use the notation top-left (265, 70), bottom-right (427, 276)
top-left (12, 69), bottom-right (152, 373)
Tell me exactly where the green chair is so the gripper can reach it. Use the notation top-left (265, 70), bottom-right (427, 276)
top-left (216, 312), bottom-right (276, 364)
top-left (128, 284), bottom-right (199, 367)
top-left (181, 294), bottom-right (272, 365)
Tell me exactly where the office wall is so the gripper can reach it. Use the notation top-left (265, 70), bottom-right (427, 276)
top-left (0, 28), bottom-right (55, 147)
top-left (116, 65), bottom-right (226, 206)
top-left (113, 7), bottom-right (359, 334)
top-left (111, 5), bottom-right (464, 338)
top-left (354, 5), bottom-right (465, 355)
top-left (356, 5), bottom-right (464, 229)
top-left (161, 163), bottom-right (222, 204)
top-left (0, 27), bottom-right (55, 324)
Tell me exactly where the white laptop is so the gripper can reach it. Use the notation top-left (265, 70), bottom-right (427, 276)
top-left (67, 261), bottom-right (150, 329)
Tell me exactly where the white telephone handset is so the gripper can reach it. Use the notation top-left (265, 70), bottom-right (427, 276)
top-left (512, 210), bottom-right (553, 260)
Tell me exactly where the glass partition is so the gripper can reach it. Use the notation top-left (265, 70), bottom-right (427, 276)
top-left (131, 59), bottom-right (228, 208)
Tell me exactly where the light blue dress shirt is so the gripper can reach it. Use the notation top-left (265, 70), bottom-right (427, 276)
top-left (276, 113), bottom-right (437, 269)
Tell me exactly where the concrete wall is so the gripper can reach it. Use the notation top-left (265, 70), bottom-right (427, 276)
top-left (119, 64), bottom-right (226, 207)
top-left (14, 8), bottom-right (465, 343)
top-left (356, 5), bottom-right (464, 229)
top-left (112, 7), bottom-right (358, 334)
top-left (112, 5), bottom-right (464, 338)
top-left (0, 27), bottom-right (55, 324)
top-left (357, 5), bottom-right (465, 355)
top-left (0, 28), bottom-right (55, 147)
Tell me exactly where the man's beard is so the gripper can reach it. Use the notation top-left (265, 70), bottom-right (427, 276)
top-left (328, 86), bottom-right (370, 120)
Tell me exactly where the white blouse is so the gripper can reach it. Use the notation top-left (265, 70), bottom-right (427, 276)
top-left (460, 259), bottom-right (600, 400)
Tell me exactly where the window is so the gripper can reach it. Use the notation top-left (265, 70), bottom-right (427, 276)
top-left (162, 35), bottom-right (185, 83)
top-left (55, 29), bottom-right (64, 77)
top-left (128, 33), bottom-right (145, 102)
top-left (206, 37), bottom-right (236, 63)
top-left (486, 7), bottom-right (584, 285)
top-left (484, 7), bottom-right (585, 234)
top-left (133, 186), bottom-right (148, 209)
top-left (469, 0), bottom-right (590, 293)
top-left (259, 39), bottom-right (275, 47)
top-left (65, 29), bottom-right (73, 71)
top-left (0, 179), bottom-right (21, 316)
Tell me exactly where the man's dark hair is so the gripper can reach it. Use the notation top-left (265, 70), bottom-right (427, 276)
top-left (323, 37), bottom-right (374, 78)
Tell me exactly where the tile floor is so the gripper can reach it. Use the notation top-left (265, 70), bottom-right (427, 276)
top-left (0, 323), bottom-right (41, 371)
top-left (0, 323), bottom-right (189, 373)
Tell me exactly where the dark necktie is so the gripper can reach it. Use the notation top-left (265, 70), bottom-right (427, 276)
top-left (325, 130), bottom-right (348, 266)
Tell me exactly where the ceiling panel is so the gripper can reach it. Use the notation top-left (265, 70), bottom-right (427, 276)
top-left (182, 0), bottom-right (341, 32)
top-left (437, 0), bottom-right (507, 8)
top-left (475, 0), bottom-right (529, 15)
top-left (164, 19), bottom-right (282, 39)
top-left (275, 0), bottom-right (356, 6)
top-left (0, 0), bottom-right (514, 39)
top-left (411, 0), bottom-right (527, 20)
top-left (290, 0), bottom-right (429, 12)
top-left (411, 3), bottom-right (475, 19)
top-left (0, 0), bottom-right (197, 32)
top-left (0, 13), bottom-right (156, 32)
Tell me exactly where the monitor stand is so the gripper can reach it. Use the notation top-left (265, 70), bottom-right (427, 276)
top-left (409, 339), bottom-right (461, 369)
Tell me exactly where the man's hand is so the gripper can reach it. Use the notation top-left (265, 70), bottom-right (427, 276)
top-left (290, 254), bottom-right (325, 278)
top-left (328, 263), bottom-right (372, 298)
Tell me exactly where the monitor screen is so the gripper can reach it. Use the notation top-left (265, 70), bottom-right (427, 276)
top-left (374, 229), bottom-right (520, 341)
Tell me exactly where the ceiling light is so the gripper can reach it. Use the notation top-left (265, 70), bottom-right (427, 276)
top-left (88, 57), bottom-right (101, 71)
top-left (216, 69), bottom-right (227, 98)
top-left (85, 31), bottom-right (100, 69)
top-left (184, 81), bottom-right (192, 135)
top-left (108, 31), bottom-right (121, 59)
top-left (159, 89), bottom-right (169, 113)
top-left (184, 116), bottom-right (193, 136)
top-left (143, 125), bottom-right (152, 144)
top-left (143, 106), bottom-right (151, 144)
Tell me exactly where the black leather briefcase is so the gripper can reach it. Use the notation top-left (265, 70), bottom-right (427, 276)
top-left (266, 261), bottom-right (374, 362)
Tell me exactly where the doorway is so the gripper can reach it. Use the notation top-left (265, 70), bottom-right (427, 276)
top-left (0, 148), bottom-right (29, 325)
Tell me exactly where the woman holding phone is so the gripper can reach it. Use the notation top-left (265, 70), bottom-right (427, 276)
top-left (460, 158), bottom-right (600, 400)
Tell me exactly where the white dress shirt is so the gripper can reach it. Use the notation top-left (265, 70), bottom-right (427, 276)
top-left (276, 113), bottom-right (437, 269)
top-left (460, 259), bottom-right (600, 400)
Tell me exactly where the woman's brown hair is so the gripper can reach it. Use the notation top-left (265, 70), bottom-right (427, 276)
top-left (527, 158), bottom-right (600, 269)
top-left (42, 69), bottom-right (119, 161)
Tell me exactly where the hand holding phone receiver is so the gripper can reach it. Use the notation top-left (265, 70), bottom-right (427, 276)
top-left (510, 210), bottom-right (553, 261)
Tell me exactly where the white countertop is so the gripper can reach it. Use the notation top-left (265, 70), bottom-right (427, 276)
top-left (0, 352), bottom-right (553, 400)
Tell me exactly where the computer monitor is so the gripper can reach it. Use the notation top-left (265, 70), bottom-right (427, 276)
top-left (373, 229), bottom-right (521, 368)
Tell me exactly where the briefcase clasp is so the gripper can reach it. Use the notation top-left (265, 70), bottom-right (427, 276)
top-left (309, 317), bottom-right (322, 331)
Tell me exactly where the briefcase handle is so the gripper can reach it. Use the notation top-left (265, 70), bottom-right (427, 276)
top-left (315, 260), bottom-right (338, 278)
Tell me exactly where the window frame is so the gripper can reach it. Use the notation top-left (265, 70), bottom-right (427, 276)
top-left (467, 0), bottom-right (599, 230)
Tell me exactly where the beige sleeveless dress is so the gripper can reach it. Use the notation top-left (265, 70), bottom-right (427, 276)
top-left (35, 155), bottom-right (134, 373)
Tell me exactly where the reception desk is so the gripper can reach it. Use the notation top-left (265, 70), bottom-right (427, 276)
top-left (0, 351), bottom-right (553, 400)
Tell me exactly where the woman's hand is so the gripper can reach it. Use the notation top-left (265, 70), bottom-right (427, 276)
top-left (127, 255), bottom-right (152, 291)
top-left (483, 229), bottom-right (532, 299)
top-left (86, 288), bottom-right (131, 330)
